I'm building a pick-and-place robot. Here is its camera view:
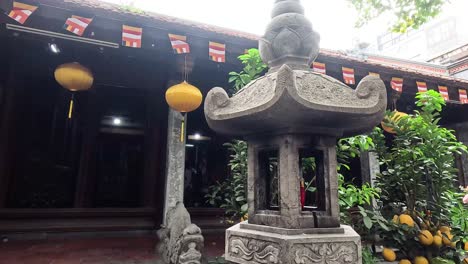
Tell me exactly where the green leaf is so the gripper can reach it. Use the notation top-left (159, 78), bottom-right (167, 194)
top-left (363, 216), bottom-right (373, 229)
top-left (241, 203), bottom-right (248, 212)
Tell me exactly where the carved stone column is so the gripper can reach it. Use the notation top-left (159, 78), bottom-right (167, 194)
top-left (453, 122), bottom-right (468, 186)
top-left (162, 81), bottom-right (187, 224)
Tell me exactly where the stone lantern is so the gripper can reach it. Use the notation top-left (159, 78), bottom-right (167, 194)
top-left (204, 0), bottom-right (387, 263)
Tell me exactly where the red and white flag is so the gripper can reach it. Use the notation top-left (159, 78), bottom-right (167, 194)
top-left (7, 1), bottom-right (38, 24)
top-left (168, 34), bottom-right (190, 54)
top-left (122, 25), bottom-right (143, 48)
top-left (438, 86), bottom-right (449, 101)
top-left (416, 82), bottom-right (427, 93)
top-left (64, 15), bottom-right (93, 36)
top-left (391, 77), bottom-right (404, 92)
top-left (459, 89), bottom-right (468, 104)
top-left (209, 42), bottom-right (225, 63)
top-left (312, 62), bottom-right (326, 74)
top-left (342, 67), bottom-right (355, 85)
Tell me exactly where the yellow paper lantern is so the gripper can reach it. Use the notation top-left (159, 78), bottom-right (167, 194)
top-left (165, 81), bottom-right (203, 113)
top-left (381, 111), bottom-right (408, 134)
top-left (54, 62), bottom-right (93, 119)
top-left (54, 62), bottom-right (94, 92)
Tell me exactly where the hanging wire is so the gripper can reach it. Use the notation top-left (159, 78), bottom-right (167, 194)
top-left (185, 55), bottom-right (189, 82)
top-left (182, 54), bottom-right (187, 82)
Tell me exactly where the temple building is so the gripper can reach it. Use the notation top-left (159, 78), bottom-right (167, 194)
top-left (1, 0), bottom-right (468, 236)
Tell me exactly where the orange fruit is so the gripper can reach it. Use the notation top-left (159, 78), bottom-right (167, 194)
top-left (433, 235), bottom-right (442, 247)
top-left (399, 214), bottom-right (415, 227)
top-left (414, 256), bottom-right (429, 264)
top-left (382, 248), bottom-right (397, 262)
top-left (418, 230), bottom-right (433, 246)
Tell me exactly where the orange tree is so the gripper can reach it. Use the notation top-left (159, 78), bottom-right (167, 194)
top-left (363, 91), bottom-right (468, 262)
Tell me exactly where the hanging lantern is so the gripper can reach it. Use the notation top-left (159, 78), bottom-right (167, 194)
top-left (381, 111), bottom-right (408, 134)
top-left (165, 81), bottom-right (203, 142)
top-left (54, 62), bottom-right (93, 92)
top-left (54, 62), bottom-right (93, 119)
top-left (165, 81), bottom-right (203, 113)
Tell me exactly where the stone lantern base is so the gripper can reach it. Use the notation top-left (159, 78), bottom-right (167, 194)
top-left (225, 223), bottom-right (362, 264)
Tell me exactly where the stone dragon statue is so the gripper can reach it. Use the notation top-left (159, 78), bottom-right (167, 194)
top-left (156, 202), bottom-right (205, 264)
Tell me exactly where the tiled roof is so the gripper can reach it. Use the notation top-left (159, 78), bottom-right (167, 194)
top-left (28, 0), bottom-right (468, 86)
top-left (319, 49), bottom-right (468, 85)
top-left (39, 0), bottom-right (260, 40)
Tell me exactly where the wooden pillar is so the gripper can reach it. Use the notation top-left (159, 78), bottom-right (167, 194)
top-left (74, 90), bottom-right (100, 208)
top-left (141, 84), bottom-right (165, 207)
top-left (0, 65), bottom-right (18, 208)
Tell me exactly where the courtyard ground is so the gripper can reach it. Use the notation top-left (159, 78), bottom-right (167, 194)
top-left (0, 233), bottom-right (225, 264)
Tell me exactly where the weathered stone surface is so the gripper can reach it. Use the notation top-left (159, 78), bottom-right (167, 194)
top-left (260, 0), bottom-right (320, 69)
top-left (246, 135), bottom-right (340, 229)
top-left (226, 224), bottom-right (362, 264)
top-left (204, 1), bottom-right (384, 263)
top-left (453, 122), bottom-right (468, 185)
top-left (156, 202), bottom-right (204, 264)
top-left (163, 108), bottom-right (186, 224)
top-left (205, 65), bottom-right (387, 138)
top-left (240, 222), bottom-right (344, 235)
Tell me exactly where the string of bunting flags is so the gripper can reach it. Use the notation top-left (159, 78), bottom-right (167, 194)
top-left (7, 1), bottom-right (37, 24)
top-left (311, 62), bottom-right (468, 104)
top-left (64, 15), bottom-right (93, 36)
top-left (4, 1), bottom-right (468, 104)
top-left (342, 67), bottom-right (356, 85)
top-left (5, 1), bottom-right (227, 62)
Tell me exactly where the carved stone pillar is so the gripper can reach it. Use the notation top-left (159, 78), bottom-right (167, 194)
top-left (162, 81), bottom-right (187, 224)
top-left (453, 122), bottom-right (468, 186)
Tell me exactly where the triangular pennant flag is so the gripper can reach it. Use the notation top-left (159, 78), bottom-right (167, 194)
top-left (122, 25), bottom-right (143, 48)
top-left (209, 42), bottom-right (225, 63)
top-left (313, 62), bottom-right (326, 74)
top-left (369, 72), bottom-right (380, 77)
top-left (342, 67), bottom-right (355, 85)
top-left (416, 82), bottom-right (427, 93)
top-left (438, 86), bottom-right (449, 101)
top-left (391, 77), bottom-right (403, 92)
top-left (459, 89), bottom-right (468, 104)
top-left (168, 34), bottom-right (190, 54)
top-left (7, 1), bottom-right (38, 24)
top-left (64, 15), bottom-right (93, 36)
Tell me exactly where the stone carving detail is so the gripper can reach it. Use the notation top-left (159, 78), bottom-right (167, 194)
top-left (156, 202), bottom-right (204, 264)
top-left (260, 0), bottom-right (320, 68)
top-left (293, 242), bottom-right (358, 264)
top-left (229, 236), bottom-right (280, 264)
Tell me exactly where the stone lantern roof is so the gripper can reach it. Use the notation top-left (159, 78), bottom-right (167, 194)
top-left (205, 0), bottom-right (387, 138)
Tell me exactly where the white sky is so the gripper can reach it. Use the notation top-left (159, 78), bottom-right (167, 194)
top-left (100, 0), bottom-right (467, 51)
